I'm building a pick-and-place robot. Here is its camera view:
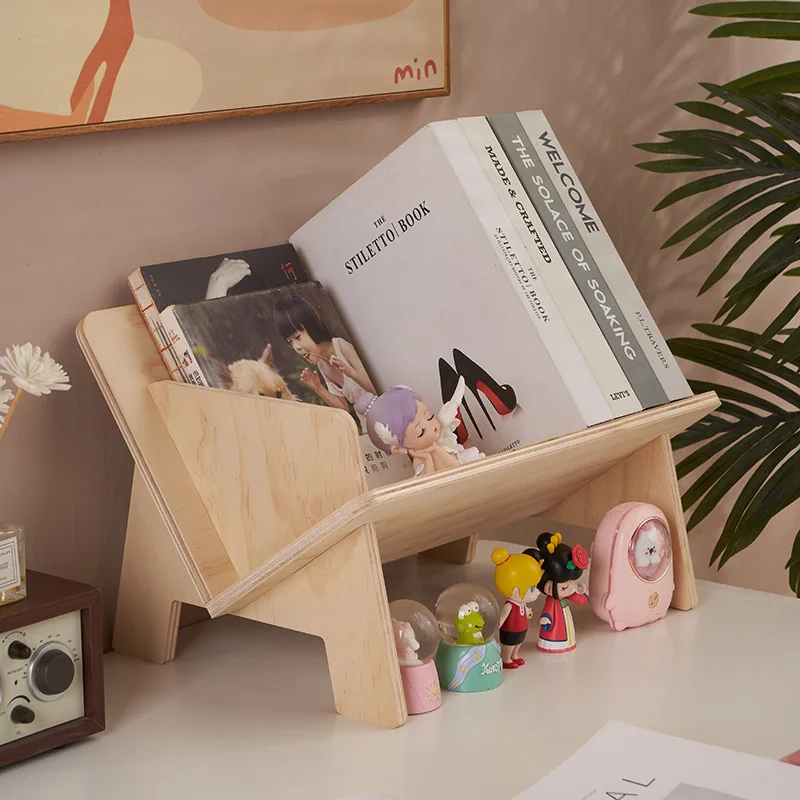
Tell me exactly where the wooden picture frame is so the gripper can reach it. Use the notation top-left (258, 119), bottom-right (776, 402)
top-left (0, 0), bottom-right (450, 145)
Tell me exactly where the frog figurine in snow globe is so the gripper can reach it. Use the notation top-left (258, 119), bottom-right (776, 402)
top-left (433, 582), bottom-right (503, 693)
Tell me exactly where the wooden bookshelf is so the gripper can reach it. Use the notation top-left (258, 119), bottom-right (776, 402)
top-left (77, 304), bottom-right (719, 729)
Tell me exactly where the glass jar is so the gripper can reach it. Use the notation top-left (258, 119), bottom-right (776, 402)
top-left (0, 521), bottom-right (26, 607)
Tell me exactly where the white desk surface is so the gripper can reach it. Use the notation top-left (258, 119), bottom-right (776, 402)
top-left (3, 540), bottom-right (799, 799)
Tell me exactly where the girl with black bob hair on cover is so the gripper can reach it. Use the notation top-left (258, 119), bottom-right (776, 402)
top-left (524, 532), bottom-right (590, 654)
top-left (273, 293), bottom-right (376, 431)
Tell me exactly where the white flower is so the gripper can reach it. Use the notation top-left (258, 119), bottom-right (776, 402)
top-left (0, 344), bottom-right (71, 397)
top-left (0, 376), bottom-right (12, 425)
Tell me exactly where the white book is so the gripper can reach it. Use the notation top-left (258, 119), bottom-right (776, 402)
top-left (517, 110), bottom-right (692, 402)
top-left (431, 119), bottom-right (612, 427)
top-left (291, 123), bottom-right (596, 455)
top-left (458, 115), bottom-right (642, 418)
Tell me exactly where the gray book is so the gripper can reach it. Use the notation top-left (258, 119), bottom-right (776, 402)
top-left (488, 112), bottom-right (668, 409)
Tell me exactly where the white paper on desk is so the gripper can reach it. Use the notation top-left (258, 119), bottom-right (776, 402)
top-left (513, 721), bottom-right (800, 799)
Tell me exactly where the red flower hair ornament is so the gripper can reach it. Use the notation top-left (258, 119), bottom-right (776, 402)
top-left (570, 544), bottom-right (590, 571)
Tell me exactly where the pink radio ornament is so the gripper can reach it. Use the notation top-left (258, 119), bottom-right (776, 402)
top-left (589, 502), bottom-right (674, 632)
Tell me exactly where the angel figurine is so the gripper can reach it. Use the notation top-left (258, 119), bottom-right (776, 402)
top-left (356, 377), bottom-right (485, 477)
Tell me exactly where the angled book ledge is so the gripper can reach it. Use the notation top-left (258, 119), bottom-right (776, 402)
top-left (77, 305), bottom-right (719, 729)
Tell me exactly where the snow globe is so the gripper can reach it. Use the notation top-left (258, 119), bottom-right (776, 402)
top-left (433, 582), bottom-right (503, 693)
top-left (389, 599), bottom-right (442, 714)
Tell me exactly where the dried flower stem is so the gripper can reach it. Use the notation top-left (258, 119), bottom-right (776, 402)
top-left (0, 389), bottom-right (23, 445)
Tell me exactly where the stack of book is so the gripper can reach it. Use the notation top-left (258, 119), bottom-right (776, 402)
top-left (289, 111), bottom-right (691, 455)
top-left (127, 245), bottom-right (415, 488)
top-left (128, 110), bottom-right (690, 478)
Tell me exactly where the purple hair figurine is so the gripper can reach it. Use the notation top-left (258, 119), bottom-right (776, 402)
top-left (355, 377), bottom-right (485, 477)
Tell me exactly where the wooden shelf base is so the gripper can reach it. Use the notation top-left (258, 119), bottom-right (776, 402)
top-left (79, 305), bottom-right (718, 728)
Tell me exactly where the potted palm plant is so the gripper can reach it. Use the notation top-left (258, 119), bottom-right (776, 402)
top-left (635, 1), bottom-right (800, 595)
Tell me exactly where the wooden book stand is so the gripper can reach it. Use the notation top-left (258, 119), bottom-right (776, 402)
top-left (77, 305), bottom-right (719, 729)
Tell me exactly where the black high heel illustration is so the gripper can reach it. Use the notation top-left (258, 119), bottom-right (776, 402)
top-left (439, 358), bottom-right (479, 442)
top-left (452, 349), bottom-right (517, 430)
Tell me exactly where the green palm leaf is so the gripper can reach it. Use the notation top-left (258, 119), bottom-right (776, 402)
top-left (690, 322), bottom-right (800, 364)
top-left (676, 98), bottom-right (800, 157)
top-left (668, 337), bottom-right (800, 400)
top-left (669, 176), bottom-right (798, 253)
top-left (700, 196), bottom-right (800, 296)
top-left (686, 420), bottom-right (797, 530)
top-left (652, 169), bottom-right (774, 212)
top-left (687, 379), bottom-right (785, 413)
top-left (725, 61), bottom-right (800, 94)
top-left (720, 451), bottom-right (800, 563)
top-left (647, 3), bottom-right (800, 595)
top-left (692, 2), bottom-right (800, 22)
top-left (709, 20), bottom-right (800, 37)
top-left (787, 530), bottom-right (800, 595)
top-left (701, 83), bottom-right (800, 141)
top-left (637, 85), bottom-right (800, 321)
top-left (671, 325), bottom-right (800, 592)
top-left (725, 224), bottom-right (800, 298)
top-left (753, 291), bottom-right (800, 349)
top-left (711, 430), bottom-right (800, 562)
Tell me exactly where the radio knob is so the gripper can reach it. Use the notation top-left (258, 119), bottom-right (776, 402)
top-left (8, 640), bottom-right (32, 660)
top-left (28, 644), bottom-right (75, 700)
top-left (10, 705), bottom-right (35, 724)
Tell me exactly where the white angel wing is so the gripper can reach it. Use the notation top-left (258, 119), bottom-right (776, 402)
top-left (436, 375), bottom-right (466, 452)
top-left (374, 421), bottom-right (398, 449)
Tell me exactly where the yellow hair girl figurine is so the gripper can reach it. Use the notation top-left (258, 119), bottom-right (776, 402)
top-left (491, 547), bottom-right (545, 670)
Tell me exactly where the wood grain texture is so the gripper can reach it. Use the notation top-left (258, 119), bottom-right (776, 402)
top-left (206, 392), bottom-right (719, 618)
top-left (234, 525), bottom-right (407, 728)
top-left (422, 535), bottom-right (478, 564)
top-left (78, 308), bottom-right (238, 601)
top-left (79, 303), bottom-right (717, 727)
top-left (0, 88), bottom-right (450, 145)
top-left (547, 434), bottom-right (697, 610)
top-left (113, 468), bottom-right (202, 663)
top-left (148, 380), bottom-right (366, 578)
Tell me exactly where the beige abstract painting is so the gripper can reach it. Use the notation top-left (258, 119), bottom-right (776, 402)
top-left (0, 0), bottom-right (448, 142)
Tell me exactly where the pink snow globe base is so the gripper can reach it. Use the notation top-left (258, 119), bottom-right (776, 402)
top-left (401, 660), bottom-right (442, 714)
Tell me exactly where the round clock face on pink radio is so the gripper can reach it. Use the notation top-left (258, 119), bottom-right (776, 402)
top-left (628, 518), bottom-right (671, 582)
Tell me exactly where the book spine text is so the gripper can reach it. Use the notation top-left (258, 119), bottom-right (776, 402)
top-left (128, 271), bottom-right (186, 380)
top-left (459, 116), bottom-right (642, 418)
top-left (488, 112), bottom-right (668, 408)
top-left (158, 306), bottom-right (209, 387)
top-left (433, 120), bottom-right (613, 426)
top-left (517, 110), bottom-right (691, 401)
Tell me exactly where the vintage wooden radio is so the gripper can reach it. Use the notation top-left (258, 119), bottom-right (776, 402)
top-left (0, 571), bottom-right (104, 767)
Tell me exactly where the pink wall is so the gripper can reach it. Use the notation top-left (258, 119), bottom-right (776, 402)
top-left (0, 1), bottom-right (792, 647)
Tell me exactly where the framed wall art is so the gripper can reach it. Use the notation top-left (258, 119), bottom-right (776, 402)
top-left (0, 0), bottom-right (449, 144)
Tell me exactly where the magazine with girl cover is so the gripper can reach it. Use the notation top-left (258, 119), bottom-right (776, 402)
top-left (127, 243), bottom-right (306, 380)
top-left (159, 281), bottom-right (414, 488)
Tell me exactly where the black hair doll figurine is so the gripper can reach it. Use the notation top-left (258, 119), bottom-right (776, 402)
top-left (524, 532), bottom-right (590, 654)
